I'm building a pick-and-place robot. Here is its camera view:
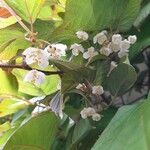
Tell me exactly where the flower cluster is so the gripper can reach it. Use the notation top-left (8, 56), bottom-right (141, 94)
top-left (76, 84), bottom-right (104, 96)
top-left (80, 107), bottom-right (101, 121)
top-left (70, 30), bottom-right (137, 61)
top-left (23, 43), bottom-right (67, 85)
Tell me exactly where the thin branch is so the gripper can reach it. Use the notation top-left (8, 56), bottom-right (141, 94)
top-left (0, 64), bottom-right (64, 75)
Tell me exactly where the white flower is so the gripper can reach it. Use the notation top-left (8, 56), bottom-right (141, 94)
top-left (23, 47), bottom-right (49, 68)
top-left (76, 31), bottom-right (89, 41)
top-left (100, 47), bottom-right (112, 56)
top-left (110, 42), bottom-right (121, 52)
top-left (83, 47), bottom-right (98, 60)
top-left (92, 85), bottom-right (104, 95)
top-left (93, 31), bottom-right (107, 45)
top-left (128, 35), bottom-right (137, 44)
top-left (80, 107), bottom-right (96, 119)
top-left (112, 34), bottom-right (122, 44)
top-left (92, 113), bottom-right (101, 121)
top-left (24, 70), bottom-right (46, 86)
top-left (70, 43), bottom-right (84, 56)
top-left (76, 83), bottom-right (86, 91)
top-left (44, 43), bottom-right (67, 59)
top-left (118, 49), bottom-right (129, 58)
top-left (120, 39), bottom-right (130, 50)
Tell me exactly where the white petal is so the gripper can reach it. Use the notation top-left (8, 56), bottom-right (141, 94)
top-left (92, 85), bottom-right (104, 95)
top-left (24, 70), bottom-right (45, 86)
top-left (83, 52), bottom-right (90, 59)
top-left (128, 35), bottom-right (137, 44)
top-left (120, 39), bottom-right (130, 50)
top-left (92, 113), bottom-right (101, 121)
top-left (76, 31), bottom-right (89, 41)
top-left (72, 49), bottom-right (79, 56)
top-left (118, 50), bottom-right (128, 58)
top-left (23, 47), bottom-right (36, 55)
top-left (51, 43), bottom-right (67, 51)
top-left (112, 34), bottom-right (122, 44)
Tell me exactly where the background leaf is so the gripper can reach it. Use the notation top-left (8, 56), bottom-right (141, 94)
top-left (4, 111), bottom-right (59, 150)
top-left (92, 97), bottom-right (150, 150)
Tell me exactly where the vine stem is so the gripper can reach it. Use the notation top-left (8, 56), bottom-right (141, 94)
top-left (1, 0), bottom-right (32, 34)
top-left (0, 63), bottom-right (64, 75)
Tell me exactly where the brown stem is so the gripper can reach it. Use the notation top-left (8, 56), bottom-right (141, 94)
top-left (0, 64), bottom-right (64, 75)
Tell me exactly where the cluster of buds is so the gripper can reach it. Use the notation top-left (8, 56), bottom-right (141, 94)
top-left (23, 43), bottom-right (67, 86)
top-left (70, 30), bottom-right (137, 61)
top-left (76, 83), bottom-right (104, 96)
top-left (80, 107), bottom-right (101, 121)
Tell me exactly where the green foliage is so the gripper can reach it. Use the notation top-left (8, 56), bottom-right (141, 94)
top-left (72, 119), bottom-right (92, 145)
top-left (0, 16), bottom-right (17, 29)
top-left (4, 112), bottom-right (59, 150)
top-left (92, 96), bottom-right (150, 150)
top-left (0, 0), bottom-right (149, 149)
top-left (129, 19), bottom-right (150, 60)
top-left (134, 2), bottom-right (150, 28)
top-left (106, 63), bottom-right (137, 97)
top-left (0, 70), bottom-right (18, 95)
top-left (51, 0), bottom-right (142, 42)
top-left (5, 0), bottom-right (46, 23)
top-left (0, 97), bottom-right (29, 117)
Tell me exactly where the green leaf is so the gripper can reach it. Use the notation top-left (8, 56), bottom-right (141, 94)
top-left (0, 122), bottom-right (11, 134)
top-left (134, 2), bottom-right (150, 28)
top-left (0, 128), bottom-right (15, 149)
top-left (0, 69), bottom-right (18, 95)
top-left (0, 38), bottom-right (30, 60)
top-left (4, 112), bottom-right (59, 150)
top-left (5, 0), bottom-right (46, 23)
top-left (34, 19), bottom-right (55, 41)
top-left (0, 97), bottom-right (29, 117)
top-left (0, 26), bottom-right (24, 47)
top-left (106, 63), bottom-right (137, 96)
top-left (92, 97), bottom-right (150, 150)
top-left (94, 61), bottom-right (110, 85)
top-left (51, 0), bottom-right (142, 42)
top-left (0, 16), bottom-right (17, 29)
top-left (72, 119), bottom-right (92, 145)
top-left (0, 25), bottom-right (30, 60)
top-left (129, 19), bottom-right (150, 60)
